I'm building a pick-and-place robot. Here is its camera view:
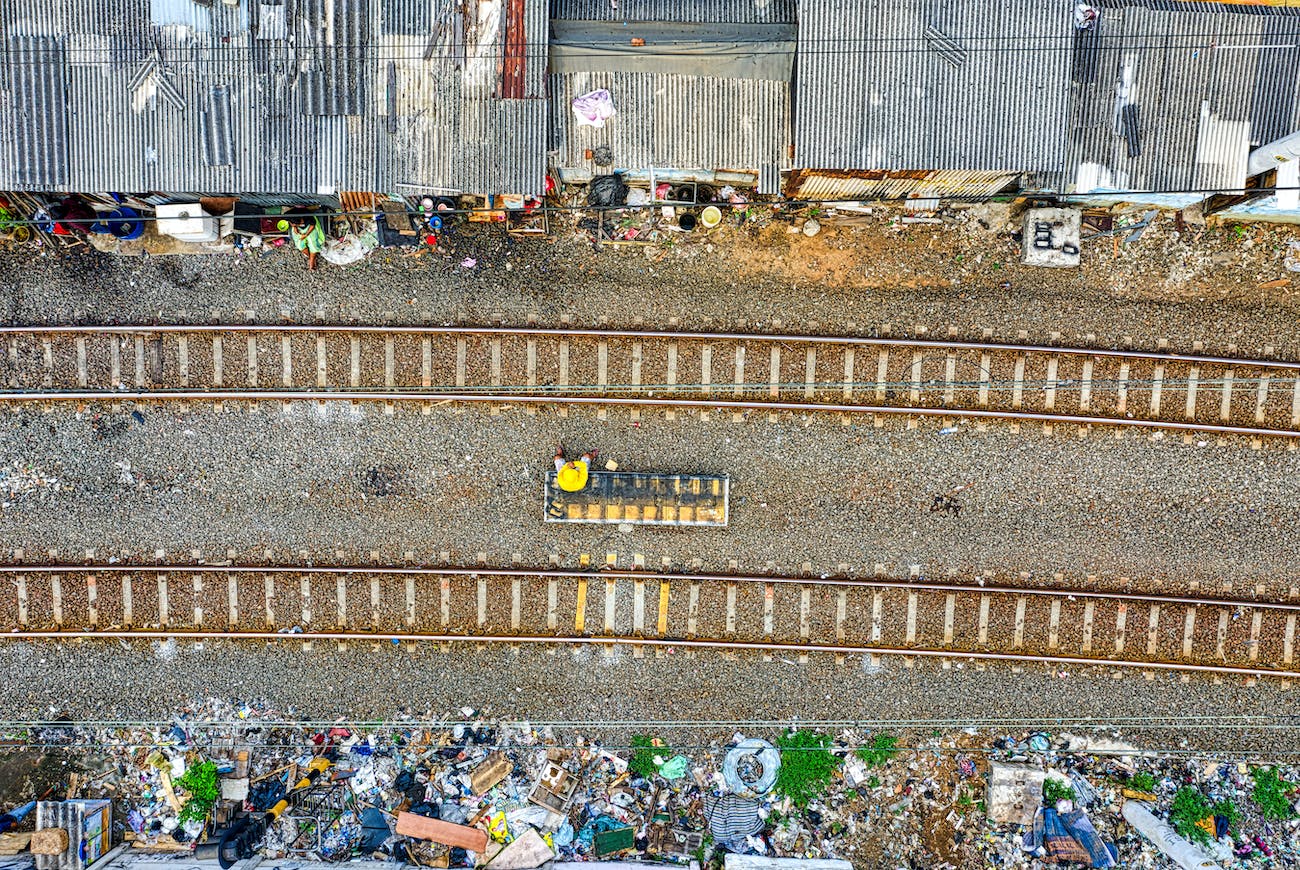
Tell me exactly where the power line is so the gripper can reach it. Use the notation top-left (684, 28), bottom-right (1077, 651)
top-left (2, 186), bottom-right (1294, 230)
top-left (0, 35), bottom-right (1295, 65)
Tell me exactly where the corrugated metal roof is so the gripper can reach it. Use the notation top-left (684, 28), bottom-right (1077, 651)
top-left (550, 0), bottom-right (796, 24)
top-left (1070, 4), bottom-right (1300, 191)
top-left (794, 0), bottom-right (1074, 174)
top-left (0, 0), bottom-right (548, 195)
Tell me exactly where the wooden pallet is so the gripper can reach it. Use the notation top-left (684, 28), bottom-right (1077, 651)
top-left (544, 471), bottom-right (728, 526)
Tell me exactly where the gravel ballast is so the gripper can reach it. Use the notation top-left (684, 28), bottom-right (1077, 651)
top-left (1, 213), bottom-right (1299, 360)
top-left (0, 404), bottom-right (1294, 588)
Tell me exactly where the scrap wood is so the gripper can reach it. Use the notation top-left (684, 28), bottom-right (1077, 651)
top-left (159, 770), bottom-right (184, 813)
top-left (394, 812), bottom-right (488, 852)
top-left (251, 763), bottom-right (292, 783)
top-left (0, 832), bottom-right (32, 856)
top-left (1258, 278), bottom-right (1290, 289)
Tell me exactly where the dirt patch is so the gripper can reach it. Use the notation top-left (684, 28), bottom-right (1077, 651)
top-left (0, 749), bottom-right (77, 804)
top-left (719, 205), bottom-right (1300, 309)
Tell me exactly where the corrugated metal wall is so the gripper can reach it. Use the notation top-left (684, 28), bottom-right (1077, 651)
top-left (549, 71), bottom-right (790, 191)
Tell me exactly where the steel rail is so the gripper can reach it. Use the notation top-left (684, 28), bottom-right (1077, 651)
top-left (1, 564), bottom-right (1296, 613)
top-left (0, 323), bottom-right (1295, 371)
top-left (4, 628), bottom-right (1298, 680)
top-left (0, 388), bottom-right (1295, 438)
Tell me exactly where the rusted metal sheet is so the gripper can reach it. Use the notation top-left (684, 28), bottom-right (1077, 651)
top-left (787, 170), bottom-right (1019, 201)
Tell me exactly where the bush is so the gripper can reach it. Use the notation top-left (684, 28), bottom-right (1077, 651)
top-left (1251, 767), bottom-right (1297, 820)
top-left (856, 733), bottom-right (899, 768)
top-left (175, 760), bottom-right (220, 825)
top-left (775, 730), bottom-right (842, 808)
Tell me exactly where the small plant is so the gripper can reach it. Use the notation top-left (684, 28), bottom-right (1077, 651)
top-left (175, 760), bottom-right (220, 825)
top-left (1251, 767), bottom-right (1297, 820)
top-left (1168, 787), bottom-right (1238, 845)
top-left (1043, 778), bottom-right (1076, 805)
top-left (856, 733), bottom-right (899, 767)
top-left (866, 775), bottom-right (881, 789)
top-left (775, 730), bottom-right (843, 808)
top-left (806, 207), bottom-right (823, 220)
top-left (1129, 771), bottom-right (1157, 793)
top-left (629, 734), bottom-right (666, 779)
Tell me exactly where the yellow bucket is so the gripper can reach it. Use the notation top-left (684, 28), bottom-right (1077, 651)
top-left (700, 205), bottom-right (722, 228)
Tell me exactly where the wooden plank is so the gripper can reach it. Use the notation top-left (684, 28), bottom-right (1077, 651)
top-left (395, 813), bottom-right (488, 852)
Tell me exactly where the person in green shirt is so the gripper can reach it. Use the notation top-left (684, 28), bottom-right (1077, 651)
top-left (289, 214), bottom-right (325, 270)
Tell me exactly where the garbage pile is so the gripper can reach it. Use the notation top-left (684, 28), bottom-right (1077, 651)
top-left (1, 706), bottom-right (1298, 869)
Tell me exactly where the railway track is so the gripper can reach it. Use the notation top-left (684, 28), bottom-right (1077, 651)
top-left (2, 564), bottom-right (1297, 680)
top-left (0, 324), bottom-right (1298, 437)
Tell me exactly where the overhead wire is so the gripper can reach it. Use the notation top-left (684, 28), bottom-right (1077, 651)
top-left (4, 185), bottom-right (1300, 229)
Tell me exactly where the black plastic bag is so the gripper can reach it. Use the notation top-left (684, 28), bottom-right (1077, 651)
top-left (587, 174), bottom-right (628, 207)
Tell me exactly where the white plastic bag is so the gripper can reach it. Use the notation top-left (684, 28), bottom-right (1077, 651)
top-left (572, 89), bottom-right (615, 128)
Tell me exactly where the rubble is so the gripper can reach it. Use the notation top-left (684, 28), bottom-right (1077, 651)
top-left (0, 705), bottom-right (1297, 869)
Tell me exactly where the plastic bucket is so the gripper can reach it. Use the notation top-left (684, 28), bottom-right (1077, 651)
top-left (700, 205), bottom-right (722, 229)
top-left (109, 208), bottom-right (144, 240)
top-left (678, 213), bottom-right (698, 231)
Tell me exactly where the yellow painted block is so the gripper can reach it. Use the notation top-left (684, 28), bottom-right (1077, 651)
top-left (586, 503), bottom-right (601, 520)
top-left (657, 581), bottom-right (670, 635)
top-left (579, 553), bottom-right (591, 567)
top-left (689, 478), bottom-right (702, 494)
top-left (662, 505), bottom-right (677, 522)
top-left (643, 505), bottom-right (658, 521)
top-left (606, 553), bottom-right (618, 567)
top-left (605, 505), bottom-right (620, 521)
top-left (672, 477), bottom-right (682, 494)
top-left (575, 578), bottom-right (588, 632)
top-left (679, 506), bottom-right (695, 523)
top-left (711, 479), bottom-right (721, 495)
top-left (567, 504), bottom-right (583, 519)
top-left (624, 505), bottom-right (640, 521)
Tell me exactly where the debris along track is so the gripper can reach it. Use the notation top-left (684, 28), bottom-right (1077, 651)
top-left (2, 564), bottom-right (1298, 680)
top-left (1, 324), bottom-right (1299, 438)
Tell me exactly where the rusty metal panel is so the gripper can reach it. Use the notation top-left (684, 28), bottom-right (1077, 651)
top-left (789, 170), bottom-right (1019, 201)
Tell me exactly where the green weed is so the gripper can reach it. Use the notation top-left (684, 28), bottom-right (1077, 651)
top-left (856, 733), bottom-right (899, 767)
top-left (629, 734), bottom-right (665, 779)
top-left (175, 760), bottom-right (220, 825)
top-left (1252, 767), bottom-right (1297, 820)
top-left (1169, 788), bottom-right (1238, 845)
top-left (775, 730), bottom-right (843, 808)
top-left (1043, 778), bottom-right (1076, 805)
top-left (1129, 771), bottom-right (1156, 793)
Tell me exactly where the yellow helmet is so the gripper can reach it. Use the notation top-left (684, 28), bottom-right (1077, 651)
top-left (556, 460), bottom-right (589, 492)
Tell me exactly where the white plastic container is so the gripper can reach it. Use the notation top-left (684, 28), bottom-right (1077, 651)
top-left (155, 203), bottom-right (219, 243)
